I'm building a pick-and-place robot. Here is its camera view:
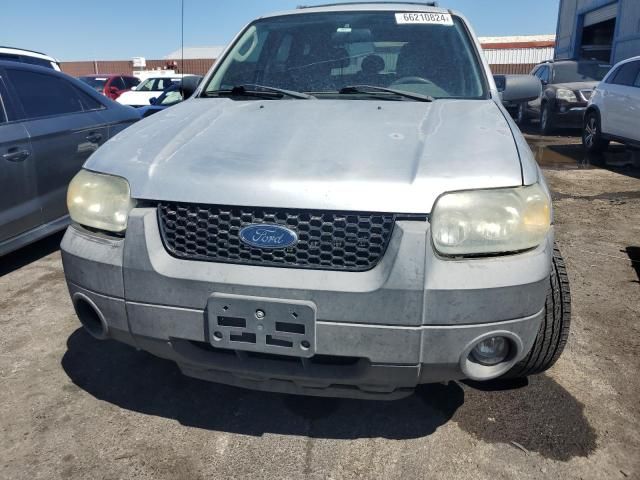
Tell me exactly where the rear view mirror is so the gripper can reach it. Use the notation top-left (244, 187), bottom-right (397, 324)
top-left (494, 74), bottom-right (541, 102)
top-left (180, 76), bottom-right (204, 99)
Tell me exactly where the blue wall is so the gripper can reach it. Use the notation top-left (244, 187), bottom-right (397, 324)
top-left (555, 0), bottom-right (640, 64)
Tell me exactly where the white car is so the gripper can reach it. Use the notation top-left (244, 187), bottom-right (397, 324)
top-left (583, 55), bottom-right (640, 152)
top-left (116, 77), bottom-right (181, 107)
top-left (0, 46), bottom-right (60, 70)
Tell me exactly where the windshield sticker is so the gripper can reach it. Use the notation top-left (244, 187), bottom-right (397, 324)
top-left (395, 12), bottom-right (454, 26)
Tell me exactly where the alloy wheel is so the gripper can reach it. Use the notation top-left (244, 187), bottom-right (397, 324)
top-left (584, 116), bottom-right (597, 148)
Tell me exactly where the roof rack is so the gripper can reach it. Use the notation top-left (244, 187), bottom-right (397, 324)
top-left (297, 1), bottom-right (438, 9)
top-left (0, 46), bottom-right (50, 57)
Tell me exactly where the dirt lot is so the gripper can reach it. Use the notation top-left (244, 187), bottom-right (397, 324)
top-left (1, 131), bottom-right (639, 480)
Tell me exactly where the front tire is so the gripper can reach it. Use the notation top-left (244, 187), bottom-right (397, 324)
top-left (516, 102), bottom-right (528, 126)
top-left (540, 103), bottom-right (555, 135)
top-left (582, 111), bottom-right (609, 153)
top-left (503, 245), bottom-right (571, 378)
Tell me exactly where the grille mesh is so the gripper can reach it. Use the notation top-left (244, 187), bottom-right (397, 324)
top-left (157, 203), bottom-right (395, 271)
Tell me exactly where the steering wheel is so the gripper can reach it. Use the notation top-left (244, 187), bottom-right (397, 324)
top-left (391, 76), bottom-right (433, 86)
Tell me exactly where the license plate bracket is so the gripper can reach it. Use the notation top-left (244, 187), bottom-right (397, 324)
top-left (207, 293), bottom-right (317, 358)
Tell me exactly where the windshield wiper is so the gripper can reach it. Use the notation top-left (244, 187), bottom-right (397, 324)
top-left (339, 85), bottom-right (434, 102)
top-left (204, 84), bottom-right (315, 100)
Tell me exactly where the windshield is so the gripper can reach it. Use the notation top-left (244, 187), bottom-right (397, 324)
top-left (136, 78), bottom-right (179, 92)
top-left (79, 77), bottom-right (107, 90)
top-left (159, 89), bottom-right (183, 106)
top-left (553, 63), bottom-right (611, 83)
top-left (203, 11), bottom-right (487, 100)
top-left (135, 79), bottom-right (155, 91)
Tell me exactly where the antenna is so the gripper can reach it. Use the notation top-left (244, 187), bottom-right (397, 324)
top-left (181, 0), bottom-right (184, 75)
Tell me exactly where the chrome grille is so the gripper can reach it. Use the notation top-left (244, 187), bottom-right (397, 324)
top-left (157, 203), bottom-right (396, 271)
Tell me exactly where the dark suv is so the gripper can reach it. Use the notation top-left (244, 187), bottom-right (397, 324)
top-left (516, 60), bottom-right (610, 133)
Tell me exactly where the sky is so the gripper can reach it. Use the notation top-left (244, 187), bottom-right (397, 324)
top-left (3, 0), bottom-right (560, 61)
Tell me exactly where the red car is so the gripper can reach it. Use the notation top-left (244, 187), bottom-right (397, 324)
top-left (78, 74), bottom-right (140, 100)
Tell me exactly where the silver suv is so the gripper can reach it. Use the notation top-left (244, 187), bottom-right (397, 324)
top-left (61, 3), bottom-right (569, 400)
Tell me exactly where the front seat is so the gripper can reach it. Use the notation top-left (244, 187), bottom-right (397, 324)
top-left (354, 54), bottom-right (386, 85)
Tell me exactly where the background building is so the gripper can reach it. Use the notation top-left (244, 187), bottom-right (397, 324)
top-left (555, 0), bottom-right (640, 64)
top-left (480, 35), bottom-right (555, 74)
top-left (60, 37), bottom-right (556, 78)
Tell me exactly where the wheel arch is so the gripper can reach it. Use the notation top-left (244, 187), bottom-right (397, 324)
top-left (585, 104), bottom-right (601, 119)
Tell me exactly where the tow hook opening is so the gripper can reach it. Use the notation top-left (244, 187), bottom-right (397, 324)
top-left (72, 294), bottom-right (109, 340)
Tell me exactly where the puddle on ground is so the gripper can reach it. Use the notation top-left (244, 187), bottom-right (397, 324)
top-left (523, 131), bottom-right (640, 173)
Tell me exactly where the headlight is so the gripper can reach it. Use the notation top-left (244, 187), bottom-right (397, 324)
top-left (556, 88), bottom-right (577, 102)
top-left (67, 170), bottom-right (136, 233)
top-left (431, 183), bottom-right (551, 256)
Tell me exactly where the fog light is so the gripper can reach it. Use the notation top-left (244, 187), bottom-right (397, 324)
top-left (471, 336), bottom-right (510, 366)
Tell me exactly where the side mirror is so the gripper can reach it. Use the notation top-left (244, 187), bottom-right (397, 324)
top-left (180, 76), bottom-right (204, 99)
top-left (131, 85), bottom-right (137, 91)
top-left (149, 97), bottom-right (157, 105)
top-left (109, 86), bottom-right (119, 94)
top-left (494, 74), bottom-right (541, 102)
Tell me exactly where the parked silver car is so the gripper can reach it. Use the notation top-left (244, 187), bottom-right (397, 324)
top-left (61, 3), bottom-right (570, 399)
top-left (0, 61), bottom-right (140, 256)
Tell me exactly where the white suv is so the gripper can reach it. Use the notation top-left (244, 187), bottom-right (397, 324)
top-left (0, 46), bottom-right (61, 71)
top-left (583, 56), bottom-right (640, 153)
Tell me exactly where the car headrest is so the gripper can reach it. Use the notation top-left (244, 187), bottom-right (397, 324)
top-left (329, 47), bottom-right (351, 70)
top-left (361, 55), bottom-right (385, 74)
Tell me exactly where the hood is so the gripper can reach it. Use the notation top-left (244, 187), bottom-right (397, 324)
top-left (552, 81), bottom-right (598, 91)
top-left (86, 98), bottom-right (523, 214)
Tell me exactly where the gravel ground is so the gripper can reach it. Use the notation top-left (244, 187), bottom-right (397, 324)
top-left (1, 132), bottom-right (639, 480)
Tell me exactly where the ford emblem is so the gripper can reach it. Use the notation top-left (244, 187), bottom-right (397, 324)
top-left (239, 224), bottom-right (298, 249)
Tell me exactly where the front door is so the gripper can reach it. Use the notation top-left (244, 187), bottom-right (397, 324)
top-left (0, 73), bottom-right (39, 244)
top-left (4, 67), bottom-right (108, 226)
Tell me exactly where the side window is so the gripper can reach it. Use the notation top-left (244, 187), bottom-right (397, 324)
top-left (76, 86), bottom-right (104, 111)
top-left (606, 65), bottom-right (621, 84)
top-left (6, 69), bottom-right (85, 119)
top-left (157, 78), bottom-right (175, 90)
top-left (0, 53), bottom-right (21, 63)
top-left (611, 61), bottom-right (640, 87)
top-left (0, 93), bottom-right (6, 123)
top-left (111, 77), bottom-right (127, 90)
top-left (20, 56), bottom-right (54, 70)
top-left (539, 66), bottom-right (550, 84)
top-left (124, 77), bottom-right (140, 89)
top-left (160, 90), bottom-right (183, 106)
top-left (0, 78), bottom-right (12, 122)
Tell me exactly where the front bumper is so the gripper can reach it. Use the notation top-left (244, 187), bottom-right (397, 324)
top-left (553, 102), bottom-right (587, 128)
top-left (61, 208), bottom-right (553, 399)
